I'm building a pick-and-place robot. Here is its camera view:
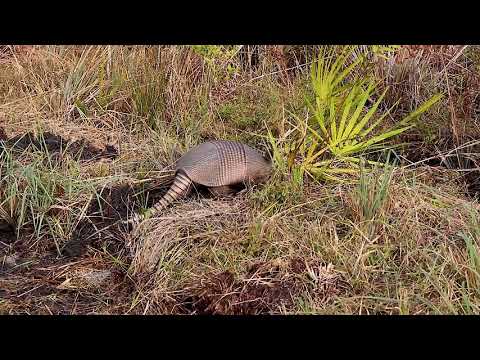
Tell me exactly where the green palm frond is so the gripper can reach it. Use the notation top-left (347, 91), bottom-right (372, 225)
top-left (270, 45), bottom-right (443, 182)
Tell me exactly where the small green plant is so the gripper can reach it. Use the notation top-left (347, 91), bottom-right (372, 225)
top-left (458, 210), bottom-right (480, 293)
top-left (1, 148), bottom-right (61, 236)
top-left (217, 86), bottom-right (276, 131)
top-left (371, 45), bottom-right (400, 58)
top-left (250, 143), bottom-right (305, 213)
top-left (0, 137), bottom-right (96, 240)
top-left (190, 45), bottom-right (241, 81)
top-left (356, 153), bottom-right (394, 222)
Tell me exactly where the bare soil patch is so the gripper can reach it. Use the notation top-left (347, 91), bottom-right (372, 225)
top-left (0, 126), bottom-right (118, 162)
top-left (62, 178), bottom-right (173, 257)
top-left (172, 258), bottom-right (346, 315)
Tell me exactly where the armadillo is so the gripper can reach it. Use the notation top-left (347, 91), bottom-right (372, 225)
top-left (124, 140), bottom-right (272, 228)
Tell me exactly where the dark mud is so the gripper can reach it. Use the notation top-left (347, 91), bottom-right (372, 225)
top-left (406, 143), bottom-right (480, 200)
top-left (177, 271), bottom-right (298, 315)
top-left (0, 221), bottom-right (16, 245)
top-left (0, 127), bottom-right (118, 161)
top-left (0, 251), bottom-right (135, 314)
top-left (0, 127), bottom-right (120, 255)
top-left (174, 258), bottom-right (346, 315)
top-left (371, 136), bottom-right (480, 200)
top-left (0, 181), bottom-right (144, 313)
top-left (0, 180), bottom-right (147, 313)
top-left (62, 178), bottom-right (173, 257)
top-left (62, 176), bottom-right (223, 258)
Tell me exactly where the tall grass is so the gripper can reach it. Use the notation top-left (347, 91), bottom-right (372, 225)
top-left (0, 137), bottom-right (98, 249)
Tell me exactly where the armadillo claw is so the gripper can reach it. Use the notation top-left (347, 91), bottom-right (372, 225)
top-left (120, 218), bottom-right (135, 232)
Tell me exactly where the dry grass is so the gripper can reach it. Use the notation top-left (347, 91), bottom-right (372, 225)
top-left (376, 45), bottom-right (480, 150)
top-left (104, 166), bottom-right (480, 315)
top-left (1, 45), bottom-right (480, 315)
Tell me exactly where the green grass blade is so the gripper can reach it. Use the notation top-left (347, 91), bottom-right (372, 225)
top-left (397, 93), bottom-right (444, 128)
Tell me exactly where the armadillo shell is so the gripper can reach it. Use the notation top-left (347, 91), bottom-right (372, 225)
top-left (175, 140), bottom-right (261, 187)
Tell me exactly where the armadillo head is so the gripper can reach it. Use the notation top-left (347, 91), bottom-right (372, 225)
top-left (245, 150), bottom-right (273, 184)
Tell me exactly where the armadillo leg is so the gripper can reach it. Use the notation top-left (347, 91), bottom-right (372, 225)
top-left (208, 185), bottom-right (237, 198)
top-left (124, 172), bottom-right (192, 229)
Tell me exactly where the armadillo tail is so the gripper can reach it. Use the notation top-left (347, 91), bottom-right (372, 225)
top-left (125, 171), bottom-right (192, 228)
top-left (147, 171), bottom-right (192, 218)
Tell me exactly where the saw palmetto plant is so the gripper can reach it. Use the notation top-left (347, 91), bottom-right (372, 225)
top-left (270, 45), bottom-right (443, 181)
